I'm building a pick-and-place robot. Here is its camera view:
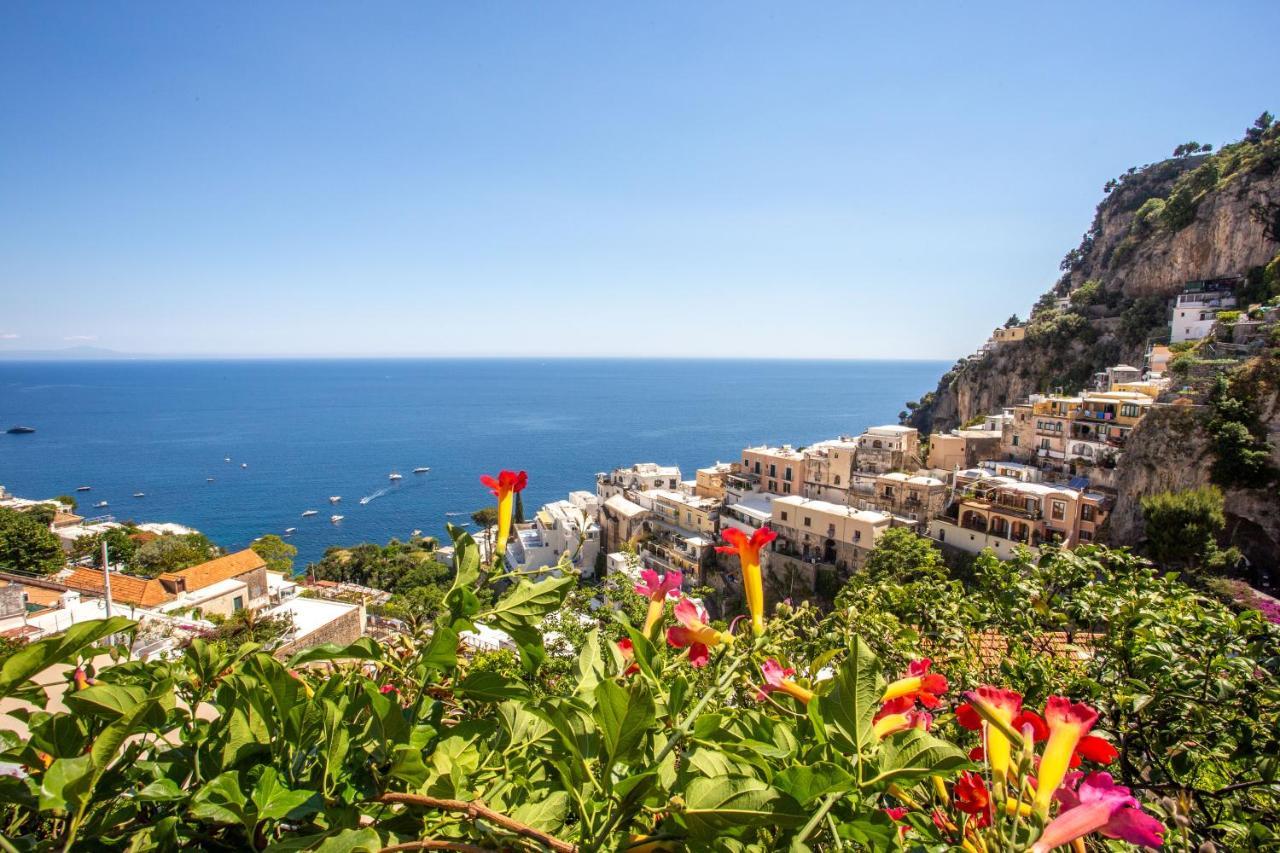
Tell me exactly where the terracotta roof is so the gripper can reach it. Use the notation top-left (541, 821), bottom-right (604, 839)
top-left (129, 531), bottom-right (159, 543)
top-left (61, 568), bottom-right (171, 608)
top-left (18, 584), bottom-right (63, 608)
top-left (52, 511), bottom-right (83, 527)
top-left (0, 624), bottom-right (41, 642)
top-left (171, 549), bottom-right (266, 592)
top-left (965, 630), bottom-right (1097, 667)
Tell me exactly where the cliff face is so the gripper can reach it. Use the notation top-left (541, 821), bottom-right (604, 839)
top-left (907, 124), bottom-right (1280, 434)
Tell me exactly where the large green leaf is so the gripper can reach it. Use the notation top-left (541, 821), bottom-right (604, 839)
top-left (593, 678), bottom-right (655, 772)
top-left (63, 682), bottom-right (147, 719)
top-left (774, 762), bottom-right (854, 805)
top-left (0, 616), bottom-right (134, 699)
top-left (37, 754), bottom-right (93, 815)
top-left (679, 775), bottom-right (807, 839)
top-left (818, 636), bottom-right (884, 754)
top-left (455, 669), bottom-right (531, 702)
top-left (287, 636), bottom-right (383, 667)
top-left (252, 767), bottom-right (319, 821)
top-left (483, 574), bottom-right (576, 635)
top-left (190, 771), bottom-right (249, 827)
top-left (421, 623), bottom-right (460, 671)
top-left (869, 728), bottom-right (969, 787)
top-left (508, 790), bottom-right (569, 833)
top-left (572, 629), bottom-right (603, 697)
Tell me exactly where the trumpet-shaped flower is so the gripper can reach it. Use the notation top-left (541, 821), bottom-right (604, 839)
top-left (873, 707), bottom-right (933, 739)
top-left (957, 704), bottom-right (1115, 769)
top-left (616, 638), bottom-right (640, 676)
top-left (1033, 696), bottom-right (1099, 816)
top-left (1031, 772), bottom-right (1165, 851)
top-left (964, 686), bottom-right (1023, 787)
top-left (881, 658), bottom-right (949, 708)
top-left (72, 666), bottom-right (93, 691)
top-left (756, 658), bottom-right (815, 704)
top-left (666, 597), bottom-right (734, 667)
top-left (635, 569), bottom-right (683, 635)
top-left (479, 470), bottom-right (528, 559)
top-left (953, 771), bottom-right (993, 829)
top-left (715, 526), bottom-right (777, 635)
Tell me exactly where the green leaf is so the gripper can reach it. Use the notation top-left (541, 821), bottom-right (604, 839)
top-left (447, 523), bottom-right (481, 591)
top-left (870, 729), bottom-right (969, 787)
top-left (819, 636), bottom-right (884, 753)
top-left (137, 779), bottom-right (186, 801)
top-left (573, 629), bottom-right (603, 697)
top-left (455, 669), bottom-right (531, 702)
top-left (0, 617), bottom-right (135, 699)
top-left (680, 775), bottom-right (807, 839)
top-left (508, 790), bottom-right (569, 833)
top-left (593, 678), bottom-right (655, 771)
top-left (252, 766), bottom-right (318, 821)
top-left (484, 574), bottom-right (577, 636)
top-left (774, 763), bottom-right (854, 805)
top-left (38, 754), bottom-right (94, 815)
top-left (421, 623), bottom-right (460, 671)
top-left (287, 636), bottom-right (384, 667)
top-left (63, 682), bottom-right (147, 719)
top-left (191, 771), bottom-right (250, 827)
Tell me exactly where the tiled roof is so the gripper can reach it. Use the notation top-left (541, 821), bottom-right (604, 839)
top-left (966, 630), bottom-right (1097, 667)
top-left (172, 549), bottom-right (265, 592)
top-left (62, 568), bottom-right (171, 608)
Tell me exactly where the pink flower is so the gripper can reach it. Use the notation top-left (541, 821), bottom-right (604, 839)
top-left (666, 597), bottom-right (733, 667)
top-left (635, 569), bottom-right (682, 635)
top-left (616, 638), bottom-right (640, 676)
top-left (1032, 772), bottom-right (1165, 851)
top-left (756, 658), bottom-right (814, 704)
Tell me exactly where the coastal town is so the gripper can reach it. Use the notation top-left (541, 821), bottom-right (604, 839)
top-left (4, 274), bottom-right (1275, 658)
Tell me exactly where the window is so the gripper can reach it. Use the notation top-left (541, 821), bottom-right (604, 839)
top-left (1079, 530), bottom-right (1093, 542)
top-left (769, 464), bottom-right (777, 477)
top-left (803, 516), bottom-right (811, 527)
top-left (1051, 501), bottom-right (1066, 521)
top-left (1040, 438), bottom-right (1050, 450)
top-left (232, 595), bottom-right (244, 612)
top-left (1012, 435), bottom-right (1019, 447)
top-left (834, 475), bottom-right (842, 485)
top-left (784, 467), bottom-right (792, 482)
top-left (783, 482), bottom-right (792, 494)
top-left (1080, 504), bottom-right (1095, 521)
top-left (1121, 404), bottom-right (1139, 418)
top-left (780, 511), bottom-right (788, 521)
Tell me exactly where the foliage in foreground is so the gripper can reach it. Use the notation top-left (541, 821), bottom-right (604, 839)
top-left (0, 473), bottom-right (1278, 851)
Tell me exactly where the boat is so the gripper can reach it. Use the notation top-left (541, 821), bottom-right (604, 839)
top-left (330, 514), bottom-right (344, 523)
top-left (284, 527), bottom-right (297, 535)
top-left (389, 472), bottom-right (403, 481)
top-left (76, 485), bottom-right (92, 492)
top-left (94, 500), bottom-right (108, 508)
top-left (241, 463), bottom-right (248, 469)
top-left (413, 467), bottom-right (430, 473)
top-left (301, 510), bottom-right (318, 517)
top-left (224, 457), bottom-right (231, 463)
top-left (133, 492), bottom-right (145, 498)
top-left (329, 496), bottom-right (341, 504)
top-left (358, 497), bottom-right (371, 505)
top-left (411, 529), bottom-right (422, 537)
top-left (445, 511), bottom-right (464, 517)
top-left (206, 477), bottom-right (215, 482)
top-left (6, 426), bottom-right (35, 434)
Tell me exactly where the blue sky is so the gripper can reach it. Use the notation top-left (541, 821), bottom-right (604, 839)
top-left (1, 2), bottom-right (1276, 358)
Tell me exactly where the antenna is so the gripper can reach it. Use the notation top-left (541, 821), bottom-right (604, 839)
top-left (101, 538), bottom-right (113, 619)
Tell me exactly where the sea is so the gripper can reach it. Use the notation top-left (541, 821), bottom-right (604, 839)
top-left (0, 359), bottom-right (946, 568)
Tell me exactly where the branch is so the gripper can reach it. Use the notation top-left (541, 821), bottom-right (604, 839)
top-left (380, 843), bottom-right (494, 853)
top-left (376, 793), bottom-right (577, 853)
top-left (1135, 779), bottom-right (1280, 799)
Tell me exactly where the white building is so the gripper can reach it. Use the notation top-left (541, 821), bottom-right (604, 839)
top-left (855, 425), bottom-right (920, 473)
top-left (505, 492), bottom-right (602, 577)
top-left (1171, 289), bottom-right (1236, 343)
top-left (596, 463), bottom-right (682, 501)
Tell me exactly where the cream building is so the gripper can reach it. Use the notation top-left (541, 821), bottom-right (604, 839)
top-left (741, 444), bottom-right (807, 496)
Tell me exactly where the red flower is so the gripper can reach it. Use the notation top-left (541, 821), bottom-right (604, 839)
top-left (715, 526), bottom-right (777, 635)
top-left (881, 658), bottom-right (948, 709)
top-left (379, 684), bottom-right (399, 695)
top-left (1073, 735), bottom-right (1119, 766)
top-left (479, 470), bottom-right (528, 498)
top-left (635, 569), bottom-right (682, 635)
top-left (956, 702), bottom-right (982, 730)
top-left (953, 771), bottom-right (993, 829)
top-left (883, 806), bottom-right (909, 821)
top-left (757, 658), bottom-right (815, 704)
top-left (616, 638), bottom-right (640, 676)
top-left (666, 597), bottom-right (733, 667)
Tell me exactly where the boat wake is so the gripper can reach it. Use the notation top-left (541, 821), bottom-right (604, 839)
top-left (360, 487), bottom-right (391, 506)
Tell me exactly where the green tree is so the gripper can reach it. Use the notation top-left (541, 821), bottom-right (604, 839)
top-left (0, 507), bottom-right (64, 575)
top-left (1141, 486), bottom-right (1227, 569)
top-left (131, 532), bottom-right (219, 578)
top-left (471, 506), bottom-right (499, 528)
top-left (70, 526), bottom-right (141, 569)
top-left (860, 527), bottom-right (949, 585)
top-left (251, 534), bottom-right (298, 575)
top-left (53, 494), bottom-right (78, 512)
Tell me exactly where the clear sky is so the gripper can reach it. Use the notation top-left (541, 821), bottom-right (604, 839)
top-left (2, 3), bottom-right (1277, 359)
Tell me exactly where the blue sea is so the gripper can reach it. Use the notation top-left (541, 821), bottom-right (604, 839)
top-left (0, 359), bottom-right (945, 568)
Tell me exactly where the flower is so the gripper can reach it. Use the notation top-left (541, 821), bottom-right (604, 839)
top-left (958, 704), bottom-right (1116, 769)
top-left (617, 638), bottom-right (640, 676)
top-left (379, 684), bottom-right (399, 696)
top-left (479, 470), bottom-right (528, 559)
top-left (72, 666), bottom-right (94, 691)
top-left (1031, 772), bottom-right (1165, 851)
top-left (756, 658), bottom-right (815, 704)
top-left (635, 569), bottom-right (683, 635)
top-left (953, 771), bottom-right (993, 829)
top-left (963, 686), bottom-right (1023, 786)
top-left (666, 597), bottom-right (734, 667)
top-left (873, 708), bottom-right (932, 739)
top-left (881, 658), bottom-right (949, 708)
top-left (1033, 696), bottom-right (1099, 816)
top-left (715, 526), bottom-right (777, 635)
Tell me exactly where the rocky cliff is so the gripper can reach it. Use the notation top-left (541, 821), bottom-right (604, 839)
top-left (907, 116), bottom-right (1280, 434)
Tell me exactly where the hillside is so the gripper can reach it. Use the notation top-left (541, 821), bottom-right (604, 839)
top-left (906, 113), bottom-right (1280, 434)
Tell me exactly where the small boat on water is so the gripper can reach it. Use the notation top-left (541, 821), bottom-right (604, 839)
top-left (330, 514), bottom-right (344, 523)
top-left (411, 529), bottom-right (422, 537)
top-left (389, 472), bottom-right (403, 481)
top-left (206, 477), bottom-right (215, 482)
top-left (76, 485), bottom-right (92, 492)
top-left (359, 496), bottom-right (371, 505)
top-left (94, 500), bottom-right (108, 508)
top-left (301, 510), bottom-right (318, 518)
top-left (413, 467), bottom-right (430, 473)
top-left (329, 496), bottom-right (341, 504)
top-left (241, 463), bottom-right (248, 469)
top-left (445, 511), bottom-right (464, 517)
top-left (6, 426), bottom-right (35, 434)
top-left (133, 492), bottom-right (145, 498)
top-left (224, 457), bottom-right (231, 463)
top-left (284, 527), bottom-right (297, 535)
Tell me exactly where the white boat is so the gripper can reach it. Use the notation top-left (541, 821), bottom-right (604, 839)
top-left (133, 492), bottom-right (145, 498)
top-left (206, 477), bottom-right (215, 482)
top-left (413, 467), bottom-right (430, 473)
top-left (330, 514), bottom-right (344, 523)
top-left (224, 457), bottom-right (231, 463)
top-left (389, 472), bottom-right (402, 481)
top-left (411, 529), bottom-right (422, 537)
top-left (301, 510), bottom-right (318, 518)
top-left (359, 496), bottom-right (371, 505)
top-left (76, 485), bottom-right (92, 492)
top-left (329, 496), bottom-right (341, 504)
top-left (284, 527), bottom-right (297, 535)
top-left (241, 463), bottom-right (248, 469)
top-left (94, 500), bottom-right (108, 508)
